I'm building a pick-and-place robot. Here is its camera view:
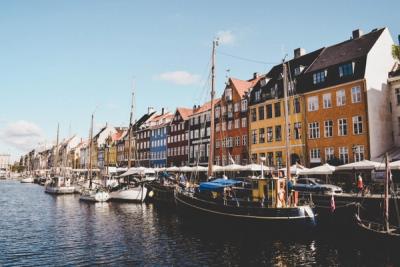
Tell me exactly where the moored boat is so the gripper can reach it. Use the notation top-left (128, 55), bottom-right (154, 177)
top-left (20, 176), bottom-right (35, 183)
top-left (45, 176), bottom-right (76, 194)
top-left (79, 188), bottom-right (110, 202)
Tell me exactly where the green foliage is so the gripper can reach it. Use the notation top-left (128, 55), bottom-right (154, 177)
top-left (393, 45), bottom-right (400, 61)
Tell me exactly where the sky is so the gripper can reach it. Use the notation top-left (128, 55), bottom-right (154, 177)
top-left (0, 0), bottom-right (399, 161)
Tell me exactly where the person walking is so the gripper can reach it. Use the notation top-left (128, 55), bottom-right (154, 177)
top-left (357, 174), bottom-right (364, 196)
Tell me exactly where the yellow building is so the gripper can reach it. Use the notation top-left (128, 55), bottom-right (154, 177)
top-left (249, 95), bottom-right (307, 167)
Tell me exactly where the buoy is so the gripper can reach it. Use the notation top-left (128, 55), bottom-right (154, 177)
top-left (148, 190), bottom-right (154, 198)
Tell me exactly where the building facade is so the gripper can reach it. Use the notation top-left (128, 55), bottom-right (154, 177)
top-left (149, 111), bottom-right (173, 168)
top-left (167, 107), bottom-right (192, 167)
top-left (215, 75), bottom-right (261, 166)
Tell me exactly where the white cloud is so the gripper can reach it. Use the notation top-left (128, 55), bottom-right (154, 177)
top-left (155, 71), bottom-right (200, 85)
top-left (0, 120), bottom-right (45, 152)
top-left (216, 30), bottom-right (235, 45)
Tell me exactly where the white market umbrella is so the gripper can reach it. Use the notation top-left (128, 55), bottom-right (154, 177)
top-left (166, 166), bottom-right (180, 172)
top-left (191, 165), bottom-right (208, 172)
top-left (223, 164), bottom-right (247, 172)
top-left (298, 163), bottom-right (336, 175)
top-left (179, 166), bottom-right (193, 172)
top-left (279, 164), bottom-right (308, 175)
top-left (336, 160), bottom-right (383, 171)
top-left (212, 165), bottom-right (224, 172)
top-left (243, 163), bottom-right (271, 172)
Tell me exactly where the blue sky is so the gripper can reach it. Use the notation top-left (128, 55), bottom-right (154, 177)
top-left (1, 0), bottom-right (399, 161)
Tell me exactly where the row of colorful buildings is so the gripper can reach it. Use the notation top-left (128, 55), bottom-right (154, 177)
top-left (20, 27), bottom-right (400, 172)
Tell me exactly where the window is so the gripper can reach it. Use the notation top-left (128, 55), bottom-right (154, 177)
top-left (215, 106), bottom-right (220, 118)
top-left (353, 116), bottom-right (363, 134)
top-left (325, 147), bottom-right (334, 161)
top-left (294, 122), bottom-right (301, 139)
top-left (251, 108), bottom-right (257, 122)
top-left (252, 130), bottom-right (257, 144)
top-left (336, 89), bottom-right (346, 106)
top-left (267, 127), bottom-right (273, 142)
top-left (235, 136), bottom-right (241, 146)
top-left (216, 140), bottom-right (220, 148)
top-left (251, 153), bottom-right (257, 163)
top-left (275, 151), bottom-right (283, 168)
top-left (266, 104), bottom-right (273, 119)
top-left (234, 119), bottom-right (240, 129)
top-left (308, 122), bottom-right (320, 139)
top-left (351, 86), bottom-right (361, 103)
top-left (235, 155), bottom-right (241, 164)
top-left (339, 63), bottom-right (354, 77)
top-left (323, 93), bottom-right (332, 108)
top-left (274, 102), bottom-right (281, 117)
top-left (234, 102), bottom-right (240, 112)
top-left (258, 106), bottom-right (265, 120)
top-left (396, 89), bottom-right (400, 106)
top-left (310, 148), bottom-right (321, 163)
top-left (313, 70), bottom-right (326, 84)
top-left (294, 98), bottom-right (301, 113)
top-left (242, 135), bottom-right (247, 146)
top-left (275, 125), bottom-right (282, 141)
top-left (216, 123), bottom-right (220, 132)
top-left (241, 118), bottom-right (247, 128)
top-left (308, 96), bottom-right (319, 111)
top-left (241, 99), bottom-right (248, 111)
top-left (225, 88), bottom-right (232, 101)
top-left (339, 147), bottom-right (349, 164)
top-left (255, 90), bottom-right (261, 101)
top-left (259, 128), bottom-right (265, 143)
top-left (354, 145), bottom-right (365, 162)
top-left (338, 118), bottom-right (348, 136)
top-left (228, 121), bottom-right (232, 130)
top-left (222, 122), bottom-right (226, 131)
top-left (267, 152), bottom-right (274, 166)
top-left (324, 120), bottom-right (333, 137)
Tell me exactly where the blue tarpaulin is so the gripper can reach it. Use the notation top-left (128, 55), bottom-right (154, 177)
top-left (199, 178), bottom-right (241, 192)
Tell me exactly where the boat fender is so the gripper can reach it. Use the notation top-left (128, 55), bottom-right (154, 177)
top-left (148, 190), bottom-right (154, 198)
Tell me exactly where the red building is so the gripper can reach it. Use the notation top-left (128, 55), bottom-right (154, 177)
top-left (167, 107), bottom-right (193, 167)
top-left (214, 74), bottom-right (262, 165)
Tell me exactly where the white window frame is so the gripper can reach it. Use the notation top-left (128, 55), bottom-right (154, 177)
top-left (307, 96), bottom-right (319, 111)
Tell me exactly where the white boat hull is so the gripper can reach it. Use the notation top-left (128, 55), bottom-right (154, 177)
top-left (109, 186), bottom-right (148, 203)
top-left (45, 186), bottom-right (76, 194)
top-left (80, 190), bottom-right (110, 202)
top-left (21, 177), bottom-right (34, 183)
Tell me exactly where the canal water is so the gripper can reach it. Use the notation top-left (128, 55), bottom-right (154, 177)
top-left (0, 180), bottom-right (399, 266)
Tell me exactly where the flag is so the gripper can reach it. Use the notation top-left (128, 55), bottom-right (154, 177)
top-left (330, 194), bottom-right (336, 213)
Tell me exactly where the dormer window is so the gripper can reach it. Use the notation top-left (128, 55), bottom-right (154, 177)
top-left (339, 62), bottom-right (354, 77)
top-left (260, 78), bottom-right (268, 87)
top-left (225, 88), bottom-right (232, 101)
top-left (255, 90), bottom-right (261, 101)
top-left (313, 70), bottom-right (327, 84)
top-left (294, 65), bottom-right (305, 76)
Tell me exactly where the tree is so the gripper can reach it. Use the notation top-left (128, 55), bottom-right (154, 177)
top-left (393, 44), bottom-right (400, 61)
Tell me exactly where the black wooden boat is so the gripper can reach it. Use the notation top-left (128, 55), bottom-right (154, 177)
top-left (147, 180), bottom-right (176, 205)
top-left (354, 154), bottom-right (400, 245)
top-left (175, 178), bottom-right (317, 231)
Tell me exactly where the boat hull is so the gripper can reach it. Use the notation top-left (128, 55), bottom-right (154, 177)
top-left (355, 215), bottom-right (400, 246)
top-left (20, 177), bottom-right (34, 183)
top-left (45, 186), bottom-right (76, 194)
top-left (175, 191), bottom-right (317, 230)
top-left (147, 182), bottom-right (175, 206)
top-left (79, 191), bottom-right (110, 202)
top-left (109, 186), bottom-right (147, 203)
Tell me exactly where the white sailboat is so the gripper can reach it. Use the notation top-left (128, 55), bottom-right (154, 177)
top-left (109, 85), bottom-right (148, 203)
top-left (45, 124), bottom-right (76, 194)
top-left (79, 114), bottom-right (110, 202)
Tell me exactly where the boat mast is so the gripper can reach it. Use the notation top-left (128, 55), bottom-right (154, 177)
top-left (384, 152), bottom-right (390, 232)
top-left (54, 123), bottom-right (59, 176)
top-left (208, 39), bottom-right (217, 178)
top-left (128, 84), bottom-right (135, 169)
top-left (89, 114), bottom-right (94, 189)
top-left (283, 61), bottom-right (291, 205)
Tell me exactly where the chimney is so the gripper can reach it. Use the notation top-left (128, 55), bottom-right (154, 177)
top-left (147, 107), bottom-right (154, 115)
top-left (253, 72), bottom-right (259, 79)
top-left (294, 48), bottom-right (306, 59)
top-left (161, 108), bottom-right (165, 115)
top-left (352, 29), bottom-right (363, 39)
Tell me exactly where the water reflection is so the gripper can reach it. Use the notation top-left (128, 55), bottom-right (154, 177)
top-left (1, 180), bottom-right (400, 266)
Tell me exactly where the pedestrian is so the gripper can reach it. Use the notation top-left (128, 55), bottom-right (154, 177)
top-left (357, 174), bottom-right (363, 195)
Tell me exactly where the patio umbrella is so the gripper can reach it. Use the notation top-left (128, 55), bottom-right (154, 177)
top-left (336, 160), bottom-right (383, 171)
top-left (243, 163), bottom-right (271, 172)
top-left (179, 166), bottom-right (193, 172)
top-left (298, 163), bottom-right (336, 175)
top-left (166, 166), bottom-right (180, 172)
top-left (223, 164), bottom-right (247, 172)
